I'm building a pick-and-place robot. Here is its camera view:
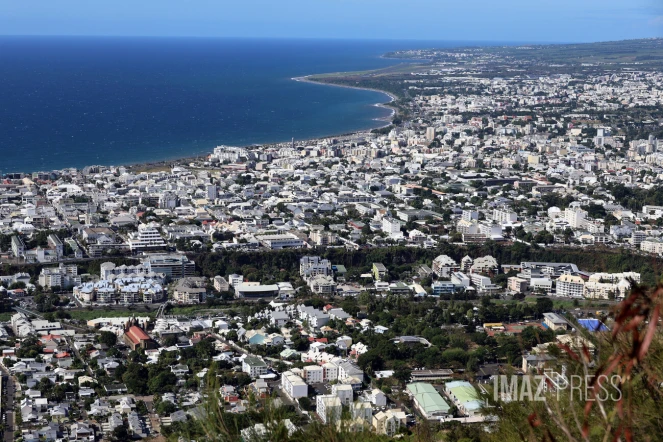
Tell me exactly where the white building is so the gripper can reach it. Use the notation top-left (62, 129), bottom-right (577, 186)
top-left (316, 394), bottom-right (342, 424)
top-left (493, 208), bottom-right (517, 224)
top-left (366, 388), bottom-right (387, 406)
top-left (530, 277), bottom-right (553, 294)
top-left (583, 272), bottom-right (639, 299)
top-left (564, 208), bottom-right (587, 229)
top-left (351, 402), bottom-right (373, 422)
top-left (631, 231), bottom-right (647, 246)
top-left (242, 356), bottom-right (268, 379)
top-left (382, 217), bottom-right (402, 235)
top-left (373, 409), bottom-right (407, 437)
top-left (213, 276), bottom-right (229, 292)
top-left (641, 238), bottom-right (663, 254)
top-left (127, 224), bottom-right (167, 251)
top-left (461, 210), bottom-right (479, 222)
top-left (281, 371), bottom-right (308, 400)
top-left (255, 233), bottom-right (304, 249)
top-left (228, 274), bottom-right (244, 287)
top-left (556, 274), bottom-right (585, 298)
top-left (470, 255), bottom-right (499, 274)
top-left (300, 256), bottom-right (332, 280)
top-left (308, 275), bottom-right (336, 295)
top-left (587, 272), bottom-right (640, 284)
top-left (332, 384), bottom-right (354, 406)
top-left (451, 272), bottom-right (471, 288)
top-left (310, 230), bottom-right (338, 246)
top-left (432, 255), bottom-right (459, 278)
top-left (38, 264), bottom-right (80, 289)
top-left (303, 365), bottom-right (324, 384)
top-left (322, 362), bottom-right (339, 381)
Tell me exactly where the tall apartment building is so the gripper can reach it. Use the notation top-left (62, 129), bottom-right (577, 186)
top-left (303, 365), bottom-right (324, 384)
top-left (461, 210), bottom-right (479, 222)
top-left (564, 208), bottom-right (587, 229)
top-left (382, 217), bottom-right (402, 235)
top-left (316, 394), bottom-right (342, 424)
top-left (299, 256), bottom-right (332, 280)
top-left (127, 224), bottom-right (167, 251)
top-left (556, 274), bottom-right (585, 298)
top-left (228, 274), bottom-right (244, 287)
top-left (281, 371), bottom-right (308, 400)
top-left (332, 384), bottom-right (354, 406)
top-left (38, 264), bottom-right (81, 289)
top-left (310, 230), bottom-right (338, 246)
top-left (432, 255), bottom-right (459, 278)
top-left (492, 208), bottom-right (517, 224)
top-left (47, 234), bottom-right (64, 258)
top-left (142, 254), bottom-right (195, 280)
top-left (631, 231), bottom-right (647, 246)
top-left (213, 276), bottom-right (230, 292)
top-left (425, 126), bottom-right (436, 141)
top-left (11, 235), bottom-right (25, 258)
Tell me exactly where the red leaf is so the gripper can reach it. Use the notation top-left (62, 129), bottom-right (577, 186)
top-left (638, 305), bottom-right (660, 361)
top-left (558, 343), bottom-right (580, 362)
top-left (625, 427), bottom-right (633, 442)
top-left (527, 412), bottom-right (540, 428)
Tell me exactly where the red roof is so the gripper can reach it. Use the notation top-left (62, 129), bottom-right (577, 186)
top-left (307, 337), bottom-right (328, 344)
top-left (125, 326), bottom-right (150, 344)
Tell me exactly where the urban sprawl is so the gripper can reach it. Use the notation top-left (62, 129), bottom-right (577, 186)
top-left (1, 40), bottom-right (663, 441)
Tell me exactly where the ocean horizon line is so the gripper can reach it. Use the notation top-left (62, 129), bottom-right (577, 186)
top-left (0, 34), bottom-right (571, 46)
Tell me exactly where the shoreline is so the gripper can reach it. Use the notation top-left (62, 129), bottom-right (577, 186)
top-left (292, 74), bottom-right (397, 124)
top-left (12, 73), bottom-right (400, 176)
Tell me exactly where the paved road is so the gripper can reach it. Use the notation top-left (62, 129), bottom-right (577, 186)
top-left (0, 366), bottom-right (15, 442)
top-left (66, 336), bottom-right (94, 376)
top-left (213, 333), bottom-right (247, 354)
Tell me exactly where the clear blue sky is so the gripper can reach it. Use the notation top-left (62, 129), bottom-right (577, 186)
top-left (1, 0), bottom-right (661, 42)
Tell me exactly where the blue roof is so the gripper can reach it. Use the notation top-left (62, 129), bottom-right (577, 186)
top-left (577, 318), bottom-right (608, 332)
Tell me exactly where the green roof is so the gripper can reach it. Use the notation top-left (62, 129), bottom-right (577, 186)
top-left (280, 348), bottom-right (299, 358)
top-left (446, 381), bottom-right (480, 405)
top-left (244, 356), bottom-right (267, 367)
top-left (406, 383), bottom-right (450, 414)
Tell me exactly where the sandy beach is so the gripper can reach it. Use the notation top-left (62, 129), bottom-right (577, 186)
top-left (292, 74), bottom-right (397, 123)
top-left (107, 76), bottom-right (399, 173)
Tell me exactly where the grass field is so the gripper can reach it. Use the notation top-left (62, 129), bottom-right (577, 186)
top-left (493, 296), bottom-right (613, 310)
top-left (68, 308), bottom-right (156, 321)
top-left (166, 305), bottom-right (227, 316)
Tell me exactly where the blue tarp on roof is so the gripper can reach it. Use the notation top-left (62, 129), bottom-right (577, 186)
top-left (577, 318), bottom-right (608, 332)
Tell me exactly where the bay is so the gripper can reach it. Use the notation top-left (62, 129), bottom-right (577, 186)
top-left (0, 36), bottom-right (474, 172)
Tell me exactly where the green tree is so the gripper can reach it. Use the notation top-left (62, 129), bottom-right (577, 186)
top-left (534, 297), bottom-right (554, 317)
top-left (122, 363), bottom-right (149, 395)
top-left (97, 331), bottom-right (117, 347)
top-left (156, 400), bottom-right (177, 415)
top-left (148, 371), bottom-right (178, 394)
top-left (111, 425), bottom-right (129, 442)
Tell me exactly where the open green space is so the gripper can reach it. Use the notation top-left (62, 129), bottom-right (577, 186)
top-left (68, 308), bottom-right (156, 321)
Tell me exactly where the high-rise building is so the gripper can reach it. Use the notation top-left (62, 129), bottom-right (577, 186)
top-left (425, 126), bottom-right (436, 142)
top-left (127, 224), bottom-right (167, 251)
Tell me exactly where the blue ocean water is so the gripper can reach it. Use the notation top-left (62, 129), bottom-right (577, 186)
top-left (0, 37), bottom-right (461, 172)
